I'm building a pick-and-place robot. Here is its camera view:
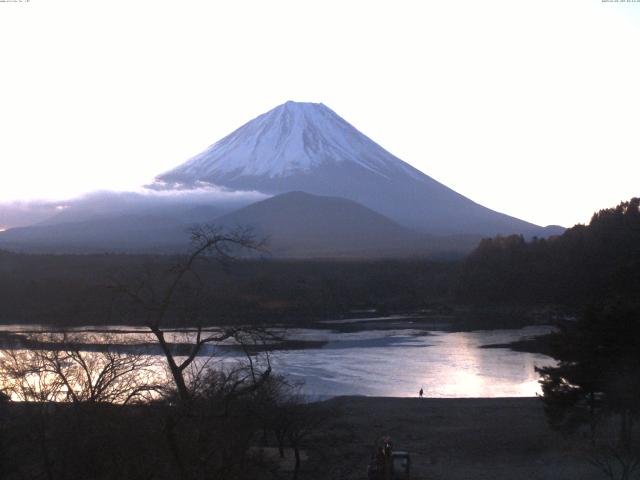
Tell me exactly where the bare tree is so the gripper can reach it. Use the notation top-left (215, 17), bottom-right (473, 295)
top-left (588, 444), bottom-right (640, 480)
top-left (111, 225), bottom-right (273, 405)
top-left (584, 415), bottom-right (640, 480)
top-left (0, 332), bottom-right (165, 404)
top-left (256, 376), bottom-right (328, 479)
top-left (108, 225), bottom-right (282, 480)
top-left (0, 226), bottom-right (288, 480)
top-left (0, 333), bottom-right (167, 480)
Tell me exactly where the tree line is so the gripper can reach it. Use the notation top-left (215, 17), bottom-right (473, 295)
top-left (0, 251), bottom-right (456, 327)
top-left (456, 198), bottom-right (640, 306)
top-left (507, 199), bottom-right (640, 480)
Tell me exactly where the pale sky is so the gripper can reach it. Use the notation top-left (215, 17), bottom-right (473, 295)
top-left (0, 0), bottom-right (638, 227)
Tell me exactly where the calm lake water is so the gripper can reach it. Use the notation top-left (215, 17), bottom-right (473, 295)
top-left (274, 325), bottom-right (555, 398)
top-left (0, 321), bottom-right (555, 399)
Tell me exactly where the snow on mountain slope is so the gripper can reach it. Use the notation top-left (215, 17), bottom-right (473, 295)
top-left (156, 101), bottom-right (561, 237)
top-left (159, 101), bottom-right (423, 183)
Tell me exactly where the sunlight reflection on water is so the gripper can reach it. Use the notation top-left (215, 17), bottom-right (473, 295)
top-left (274, 326), bottom-right (555, 398)
top-left (0, 324), bottom-right (555, 399)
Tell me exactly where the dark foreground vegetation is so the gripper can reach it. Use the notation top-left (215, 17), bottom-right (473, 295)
top-left (536, 303), bottom-right (640, 480)
top-left (0, 373), bottom-right (331, 480)
top-left (0, 396), bottom-right (622, 480)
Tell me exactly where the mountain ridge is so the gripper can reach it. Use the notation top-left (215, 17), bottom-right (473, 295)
top-left (156, 101), bottom-right (563, 237)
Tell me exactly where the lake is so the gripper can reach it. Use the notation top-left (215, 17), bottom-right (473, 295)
top-left (0, 319), bottom-right (555, 399)
top-left (273, 324), bottom-right (555, 398)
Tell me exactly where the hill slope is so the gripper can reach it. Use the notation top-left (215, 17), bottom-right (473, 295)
top-left (215, 191), bottom-right (479, 257)
top-left (0, 207), bottom-right (225, 254)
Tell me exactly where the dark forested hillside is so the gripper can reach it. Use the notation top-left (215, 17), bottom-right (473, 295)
top-left (0, 251), bottom-right (456, 326)
top-left (457, 198), bottom-right (640, 305)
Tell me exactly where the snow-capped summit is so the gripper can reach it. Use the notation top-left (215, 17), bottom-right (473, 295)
top-left (156, 101), bottom-right (558, 237)
top-left (158, 101), bottom-right (422, 183)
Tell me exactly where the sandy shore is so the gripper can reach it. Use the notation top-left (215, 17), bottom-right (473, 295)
top-left (305, 396), bottom-right (601, 480)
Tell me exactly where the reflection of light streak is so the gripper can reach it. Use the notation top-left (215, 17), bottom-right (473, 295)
top-left (442, 370), bottom-right (484, 397)
top-left (441, 332), bottom-right (485, 397)
top-left (0, 327), bottom-right (558, 399)
top-left (517, 379), bottom-right (543, 397)
top-left (413, 331), bottom-right (556, 398)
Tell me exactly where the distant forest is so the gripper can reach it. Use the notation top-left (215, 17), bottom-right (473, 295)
top-left (0, 253), bottom-right (455, 326)
top-left (0, 198), bottom-right (637, 326)
top-left (457, 197), bottom-right (640, 306)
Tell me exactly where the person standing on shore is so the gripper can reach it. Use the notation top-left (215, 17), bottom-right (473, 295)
top-left (419, 387), bottom-right (424, 398)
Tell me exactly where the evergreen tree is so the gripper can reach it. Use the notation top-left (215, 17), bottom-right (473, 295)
top-left (537, 304), bottom-right (640, 450)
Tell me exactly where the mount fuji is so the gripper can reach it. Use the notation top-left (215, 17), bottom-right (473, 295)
top-left (0, 101), bottom-right (563, 256)
top-left (156, 101), bottom-right (561, 237)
